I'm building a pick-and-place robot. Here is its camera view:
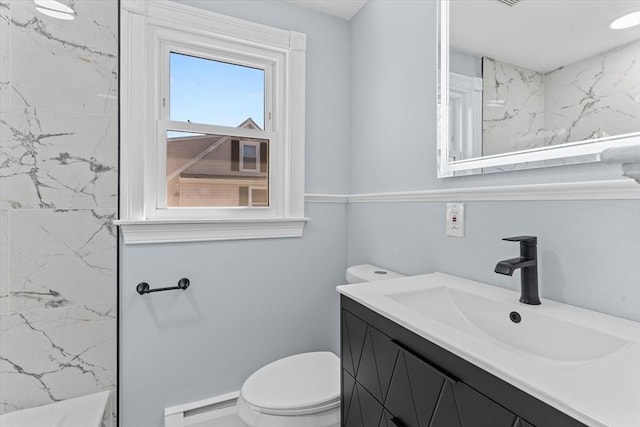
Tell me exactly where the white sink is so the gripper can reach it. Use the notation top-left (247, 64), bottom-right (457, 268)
top-left (387, 286), bottom-right (629, 362)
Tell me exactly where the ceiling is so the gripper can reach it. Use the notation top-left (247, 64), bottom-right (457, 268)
top-left (286, 1), bottom-right (639, 71)
top-left (286, 0), bottom-right (368, 20)
top-left (450, 0), bottom-right (640, 72)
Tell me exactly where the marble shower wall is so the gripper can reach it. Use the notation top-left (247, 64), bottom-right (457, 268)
top-left (0, 0), bottom-right (117, 425)
top-left (482, 57), bottom-right (545, 156)
top-left (482, 40), bottom-right (640, 155)
top-left (545, 40), bottom-right (640, 145)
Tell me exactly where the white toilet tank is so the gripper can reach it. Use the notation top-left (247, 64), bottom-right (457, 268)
top-left (346, 264), bottom-right (405, 284)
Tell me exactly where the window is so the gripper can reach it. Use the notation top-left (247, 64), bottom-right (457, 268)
top-left (166, 133), bottom-right (269, 208)
top-left (239, 186), bottom-right (268, 207)
top-left (448, 72), bottom-right (482, 162)
top-left (160, 46), bottom-right (273, 211)
top-left (169, 53), bottom-right (265, 129)
top-left (119, 1), bottom-right (307, 243)
top-left (240, 141), bottom-right (259, 172)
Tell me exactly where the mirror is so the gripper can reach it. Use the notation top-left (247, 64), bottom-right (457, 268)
top-left (437, 0), bottom-right (640, 177)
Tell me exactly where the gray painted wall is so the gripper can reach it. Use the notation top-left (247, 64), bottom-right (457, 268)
top-left (119, 2), bottom-right (350, 426)
top-left (348, 1), bottom-right (640, 321)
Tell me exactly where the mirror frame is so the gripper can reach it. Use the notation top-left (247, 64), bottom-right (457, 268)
top-left (437, 0), bottom-right (640, 178)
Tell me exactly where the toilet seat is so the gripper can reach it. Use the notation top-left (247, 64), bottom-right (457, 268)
top-left (240, 352), bottom-right (340, 416)
top-left (237, 395), bottom-right (340, 427)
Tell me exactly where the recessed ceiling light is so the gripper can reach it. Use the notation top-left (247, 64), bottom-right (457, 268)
top-left (34, 0), bottom-right (75, 20)
top-left (610, 11), bottom-right (640, 30)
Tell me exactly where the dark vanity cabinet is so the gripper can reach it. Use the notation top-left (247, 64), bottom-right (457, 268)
top-left (341, 296), bottom-right (586, 427)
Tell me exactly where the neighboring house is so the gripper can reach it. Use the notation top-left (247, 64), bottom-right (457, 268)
top-left (166, 118), bottom-right (268, 207)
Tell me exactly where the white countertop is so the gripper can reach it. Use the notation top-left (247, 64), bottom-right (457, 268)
top-left (337, 272), bottom-right (640, 427)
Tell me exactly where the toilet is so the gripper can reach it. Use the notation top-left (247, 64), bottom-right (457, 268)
top-left (237, 264), bottom-right (405, 427)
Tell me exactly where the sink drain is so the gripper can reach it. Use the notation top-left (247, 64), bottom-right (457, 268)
top-left (509, 311), bottom-right (522, 323)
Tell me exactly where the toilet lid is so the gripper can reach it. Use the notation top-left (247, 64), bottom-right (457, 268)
top-left (241, 352), bottom-right (340, 416)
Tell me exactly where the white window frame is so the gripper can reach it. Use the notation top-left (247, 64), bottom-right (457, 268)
top-left (240, 141), bottom-right (261, 173)
top-left (118, 0), bottom-right (307, 244)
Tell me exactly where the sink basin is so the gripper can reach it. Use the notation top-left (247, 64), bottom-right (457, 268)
top-left (387, 286), bottom-right (629, 362)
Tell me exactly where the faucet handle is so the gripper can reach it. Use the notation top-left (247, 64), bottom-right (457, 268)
top-left (502, 236), bottom-right (537, 246)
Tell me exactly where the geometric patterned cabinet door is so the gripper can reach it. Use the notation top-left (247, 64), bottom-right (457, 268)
top-left (385, 344), bottom-right (520, 427)
top-left (342, 310), bottom-right (368, 378)
top-left (384, 346), bottom-right (447, 427)
top-left (341, 308), bottom-right (537, 427)
top-left (440, 382), bottom-right (517, 427)
top-left (343, 375), bottom-right (385, 427)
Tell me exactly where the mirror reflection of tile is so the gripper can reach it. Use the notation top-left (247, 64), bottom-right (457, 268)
top-left (481, 41), bottom-right (640, 156)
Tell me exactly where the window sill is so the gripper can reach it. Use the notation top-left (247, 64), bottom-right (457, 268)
top-left (115, 218), bottom-right (308, 245)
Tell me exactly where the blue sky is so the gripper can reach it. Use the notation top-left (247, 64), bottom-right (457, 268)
top-left (170, 52), bottom-right (265, 130)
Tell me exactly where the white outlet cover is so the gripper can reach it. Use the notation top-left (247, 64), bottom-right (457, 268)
top-left (446, 203), bottom-right (465, 237)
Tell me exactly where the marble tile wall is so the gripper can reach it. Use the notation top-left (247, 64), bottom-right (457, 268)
top-left (0, 1), bottom-right (117, 425)
top-left (482, 57), bottom-right (545, 156)
top-left (545, 40), bottom-right (640, 145)
top-left (482, 40), bottom-right (640, 155)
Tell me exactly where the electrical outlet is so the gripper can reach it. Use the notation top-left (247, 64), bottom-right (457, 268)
top-left (446, 203), bottom-right (465, 237)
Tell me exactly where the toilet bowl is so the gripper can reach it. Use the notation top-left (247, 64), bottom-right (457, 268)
top-left (237, 265), bottom-right (404, 427)
top-left (237, 352), bottom-right (340, 427)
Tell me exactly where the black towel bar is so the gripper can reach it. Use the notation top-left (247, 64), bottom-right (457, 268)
top-left (136, 278), bottom-right (190, 295)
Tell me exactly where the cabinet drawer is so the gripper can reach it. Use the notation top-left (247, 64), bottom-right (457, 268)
top-left (384, 340), bottom-right (451, 427)
top-left (449, 382), bottom-right (519, 427)
top-left (386, 339), bottom-right (520, 427)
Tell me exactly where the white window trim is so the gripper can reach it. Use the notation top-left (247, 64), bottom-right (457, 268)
top-left (118, 0), bottom-right (307, 244)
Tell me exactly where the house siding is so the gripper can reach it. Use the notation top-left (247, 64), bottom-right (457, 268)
top-left (176, 178), bottom-right (267, 207)
top-left (183, 140), bottom-right (234, 175)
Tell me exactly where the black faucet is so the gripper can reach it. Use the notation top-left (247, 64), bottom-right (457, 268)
top-left (495, 236), bottom-right (540, 305)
